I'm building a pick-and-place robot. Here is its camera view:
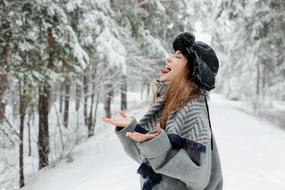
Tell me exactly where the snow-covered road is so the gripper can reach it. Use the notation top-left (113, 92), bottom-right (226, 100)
top-left (22, 94), bottom-right (285, 190)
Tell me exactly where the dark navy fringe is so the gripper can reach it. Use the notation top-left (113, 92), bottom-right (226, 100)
top-left (184, 138), bottom-right (206, 153)
top-left (137, 162), bottom-right (162, 190)
top-left (167, 133), bottom-right (187, 149)
top-left (168, 133), bottom-right (206, 153)
top-left (134, 124), bottom-right (149, 134)
top-left (134, 124), bottom-right (206, 153)
top-left (135, 124), bottom-right (207, 190)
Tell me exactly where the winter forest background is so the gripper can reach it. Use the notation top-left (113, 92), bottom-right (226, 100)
top-left (0, 0), bottom-right (285, 189)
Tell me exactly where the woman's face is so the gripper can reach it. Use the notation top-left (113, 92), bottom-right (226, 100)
top-left (159, 50), bottom-right (188, 83)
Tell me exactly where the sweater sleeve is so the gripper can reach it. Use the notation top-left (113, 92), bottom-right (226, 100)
top-left (114, 94), bottom-right (165, 163)
top-left (136, 113), bottom-right (212, 190)
top-left (114, 118), bottom-right (143, 163)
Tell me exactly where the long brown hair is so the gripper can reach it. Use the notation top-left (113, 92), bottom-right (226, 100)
top-left (150, 64), bottom-right (203, 129)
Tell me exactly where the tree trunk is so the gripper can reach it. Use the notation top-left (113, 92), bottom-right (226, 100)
top-left (256, 62), bottom-right (260, 97)
top-left (19, 100), bottom-right (25, 188)
top-left (38, 86), bottom-right (50, 169)
top-left (120, 75), bottom-right (127, 111)
top-left (90, 65), bottom-right (99, 136)
top-left (71, 8), bottom-right (81, 113)
top-left (92, 92), bottom-right (100, 135)
top-left (0, 17), bottom-right (11, 123)
top-left (87, 74), bottom-right (95, 137)
top-left (75, 79), bottom-right (81, 111)
top-left (63, 81), bottom-right (70, 128)
top-left (104, 83), bottom-right (113, 118)
top-left (87, 91), bottom-right (94, 137)
top-left (27, 99), bottom-right (35, 157)
top-left (63, 57), bottom-right (71, 127)
top-left (59, 83), bottom-right (63, 113)
top-left (0, 75), bottom-right (7, 123)
top-left (38, 27), bottom-right (54, 169)
top-left (261, 61), bottom-right (266, 99)
top-left (83, 73), bottom-right (88, 126)
top-left (27, 109), bottom-right (32, 157)
top-left (19, 80), bottom-right (28, 188)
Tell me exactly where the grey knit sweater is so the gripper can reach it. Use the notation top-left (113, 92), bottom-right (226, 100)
top-left (115, 80), bottom-right (223, 190)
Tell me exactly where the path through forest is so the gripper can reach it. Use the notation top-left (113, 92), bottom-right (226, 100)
top-left (22, 93), bottom-right (285, 190)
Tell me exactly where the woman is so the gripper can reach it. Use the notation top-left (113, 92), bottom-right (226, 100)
top-left (101, 32), bottom-right (223, 190)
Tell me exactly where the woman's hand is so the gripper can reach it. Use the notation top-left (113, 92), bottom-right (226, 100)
top-left (101, 110), bottom-right (133, 128)
top-left (126, 123), bottom-right (162, 143)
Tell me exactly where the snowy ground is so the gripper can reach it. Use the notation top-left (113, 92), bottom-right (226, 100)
top-left (21, 93), bottom-right (285, 190)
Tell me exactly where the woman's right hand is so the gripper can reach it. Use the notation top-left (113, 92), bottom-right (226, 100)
top-left (100, 110), bottom-right (133, 128)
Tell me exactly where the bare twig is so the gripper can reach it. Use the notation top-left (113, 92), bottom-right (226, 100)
top-left (0, 107), bottom-right (20, 145)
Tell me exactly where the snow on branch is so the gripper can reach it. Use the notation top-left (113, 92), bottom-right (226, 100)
top-left (95, 28), bottom-right (127, 75)
top-left (66, 26), bottom-right (89, 71)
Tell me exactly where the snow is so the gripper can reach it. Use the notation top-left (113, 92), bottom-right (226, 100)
top-left (47, 3), bottom-right (68, 24)
top-left (272, 101), bottom-right (285, 111)
top-left (95, 28), bottom-right (127, 75)
top-left (66, 0), bottom-right (83, 13)
top-left (154, 1), bottom-right (166, 13)
top-left (20, 93), bottom-right (285, 190)
top-left (65, 26), bottom-right (89, 70)
top-left (211, 94), bottom-right (285, 190)
top-left (138, 27), bottom-right (168, 58)
top-left (167, 23), bottom-right (174, 29)
top-left (18, 41), bottom-right (33, 52)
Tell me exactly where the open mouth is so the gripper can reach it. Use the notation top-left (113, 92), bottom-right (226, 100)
top-left (161, 65), bottom-right (171, 74)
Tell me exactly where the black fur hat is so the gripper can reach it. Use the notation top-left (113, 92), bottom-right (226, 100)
top-left (172, 32), bottom-right (219, 91)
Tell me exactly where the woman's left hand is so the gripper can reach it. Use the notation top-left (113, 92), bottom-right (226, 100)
top-left (126, 123), bottom-right (162, 142)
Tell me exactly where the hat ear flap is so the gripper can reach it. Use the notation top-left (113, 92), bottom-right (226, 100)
top-left (185, 48), bottom-right (198, 77)
top-left (192, 56), bottom-right (216, 91)
top-left (191, 41), bottom-right (219, 91)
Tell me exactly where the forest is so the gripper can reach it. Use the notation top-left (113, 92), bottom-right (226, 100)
top-left (0, 0), bottom-right (284, 189)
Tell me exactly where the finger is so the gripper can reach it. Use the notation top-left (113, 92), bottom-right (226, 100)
top-left (101, 117), bottom-right (113, 123)
top-left (155, 123), bottom-right (162, 134)
top-left (127, 132), bottom-right (157, 142)
top-left (119, 110), bottom-right (127, 118)
top-left (126, 132), bottom-right (142, 141)
top-left (145, 133), bottom-right (157, 139)
top-left (126, 132), bottom-right (148, 142)
top-left (120, 110), bottom-right (132, 120)
top-left (101, 117), bottom-right (120, 126)
top-left (127, 132), bottom-right (144, 138)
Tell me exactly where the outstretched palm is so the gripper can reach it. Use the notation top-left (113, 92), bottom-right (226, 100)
top-left (101, 110), bottom-right (162, 142)
top-left (126, 123), bottom-right (162, 142)
top-left (101, 110), bottom-right (133, 128)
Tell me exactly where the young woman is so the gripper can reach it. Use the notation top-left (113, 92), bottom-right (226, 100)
top-left (101, 32), bottom-right (223, 190)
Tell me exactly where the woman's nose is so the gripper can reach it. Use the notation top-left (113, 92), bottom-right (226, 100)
top-left (166, 55), bottom-right (172, 63)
